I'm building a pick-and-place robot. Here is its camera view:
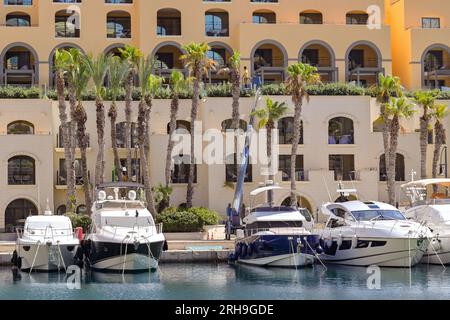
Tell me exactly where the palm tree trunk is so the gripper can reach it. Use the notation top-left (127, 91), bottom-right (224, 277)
top-left (165, 95), bottom-right (179, 188)
top-left (186, 71), bottom-right (201, 208)
top-left (432, 121), bottom-right (446, 178)
top-left (68, 84), bottom-right (78, 211)
top-left (109, 101), bottom-right (123, 182)
top-left (125, 72), bottom-right (134, 177)
top-left (267, 121), bottom-right (274, 206)
top-left (290, 101), bottom-right (302, 206)
top-left (419, 117), bottom-right (429, 179)
top-left (231, 70), bottom-right (241, 181)
top-left (95, 99), bottom-right (106, 186)
top-left (74, 102), bottom-right (92, 215)
top-left (386, 115), bottom-right (400, 205)
top-left (56, 71), bottom-right (75, 212)
top-left (137, 100), bottom-right (157, 217)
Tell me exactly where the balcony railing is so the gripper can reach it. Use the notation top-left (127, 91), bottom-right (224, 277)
top-left (281, 170), bottom-right (309, 182)
top-left (56, 133), bottom-right (90, 148)
top-left (56, 170), bottom-right (90, 186)
top-left (333, 170), bottom-right (360, 181)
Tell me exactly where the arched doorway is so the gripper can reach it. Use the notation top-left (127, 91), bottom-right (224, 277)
top-left (281, 195), bottom-right (312, 213)
top-left (1, 43), bottom-right (39, 86)
top-left (346, 41), bottom-right (383, 87)
top-left (251, 40), bottom-right (287, 84)
top-left (151, 42), bottom-right (186, 80)
top-left (421, 44), bottom-right (450, 89)
top-left (5, 199), bottom-right (38, 232)
top-left (299, 40), bottom-right (337, 82)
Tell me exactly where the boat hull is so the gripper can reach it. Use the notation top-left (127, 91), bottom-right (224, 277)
top-left (421, 236), bottom-right (450, 265)
top-left (17, 243), bottom-right (78, 272)
top-left (319, 237), bottom-right (429, 267)
top-left (232, 234), bottom-right (320, 268)
top-left (85, 240), bottom-right (165, 273)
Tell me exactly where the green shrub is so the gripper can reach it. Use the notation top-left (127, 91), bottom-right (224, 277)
top-left (307, 83), bottom-right (368, 96)
top-left (65, 213), bottom-right (92, 232)
top-left (156, 208), bottom-right (202, 232)
top-left (156, 206), bottom-right (220, 232)
top-left (0, 86), bottom-right (41, 99)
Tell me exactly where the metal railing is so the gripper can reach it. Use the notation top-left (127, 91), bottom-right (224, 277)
top-left (56, 170), bottom-right (90, 186)
top-left (17, 226), bottom-right (76, 240)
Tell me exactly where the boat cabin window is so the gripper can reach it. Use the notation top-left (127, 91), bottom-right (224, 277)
top-left (246, 221), bottom-right (303, 230)
top-left (326, 218), bottom-right (346, 228)
top-left (102, 216), bottom-right (154, 228)
top-left (299, 209), bottom-right (312, 222)
top-left (351, 210), bottom-right (406, 221)
top-left (331, 208), bottom-right (355, 221)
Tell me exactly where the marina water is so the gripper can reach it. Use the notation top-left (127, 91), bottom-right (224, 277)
top-left (1, 264), bottom-right (450, 300)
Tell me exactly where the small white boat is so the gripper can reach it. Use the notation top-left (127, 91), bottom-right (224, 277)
top-left (229, 184), bottom-right (321, 268)
top-left (85, 182), bottom-right (166, 273)
top-left (402, 178), bottom-right (450, 265)
top-left (319, 187), bottom-right (431, 267)
top-left (15, 205), bottom-right (80, 272)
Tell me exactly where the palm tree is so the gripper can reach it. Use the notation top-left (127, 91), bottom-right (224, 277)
top-left (385, 97), bottom-right (416, 205)
top-left (107, 56), bottom-right (129, 182)
top-left (165, 71), bottom-right (191, 191)
top-left (285, 62), bottom-right (321, 206)
top-left (54, 49), bottom-right (76, 212)
top-left (432, 103), bottom-right (449, 179)
top-left (69, 51), bottom-right (92, 215)
top-left (413, 90), bottom-right (438, 179)
top-left (84, 52), bottom-right (111, 186)
top-left (181, 42), bottom-right (216, 208)
top-left (136, 55), bottom-right (159, 217)
top-left (252, 98), bottom-right (288, 205)
top-left (119, 45), bottom-right (143, 177)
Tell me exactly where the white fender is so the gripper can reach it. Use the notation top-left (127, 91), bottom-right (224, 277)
top-left (326, 238), bottom-right (333, 248)
top-left (431, 238), bottom-right (442, 251)
top-left (337, 234), bottom-right (343, 247)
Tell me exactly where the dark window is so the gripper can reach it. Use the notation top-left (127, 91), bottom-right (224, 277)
top-left (54, 0), bottom-right (81, 2)
top-left (279, 155), bottom-right (305, 181)
top-left (157, 9), bottom-right (181, 36)
top-left (379, 153), bottom-right (405, 181)
top-left (424, 50), bottom-right (444, 71)
top-left (300, 12), bottom-right (322, 24)
top-left (329, 154), bottom-right (355, 181)
top-left (371, 241), bottom-right (387, 247)
top-left (320, 239), bottom-right (338, 256)
top-left (6, 13), bottom-right (30, 26)
top-left (302, 49), bottom-right (319, 66)
top-left (346, 13), bottom-right (368, 25)
top-left (254, 48), bottom-right (273, 70)
top-left (5, 50), bottom-right (31, 70)
top-left (422, 17), bottom-right (440, 29)
top-left (356, 240), bottom-right (370, 248)
top-left (7, 121), bottom-right (34, 134)
top-left (278, 117), bottom-right (303, 144)
top-left (172, 154), bottom-right (197, 184)
top-left (8, 156), bottom-right (35, 185)
top-left (155, 52), bottom-right (174, 69)
top-left (55, 11), bottom-right (80, 38)
top-left (221, 119), bottom-right (247, 132)
top-left (328, 117), bottom-right (354, 144)
top-left (339, 240), bottom-right (352, 250)
top-left (105, 0), bottom-right (133, 3)
top-left (116, 122), bottom-right (138, 148)
top-left (58, 124), bottom-right (90, 148)
top-left (349, 49), bottom-right (364, 68)
top-left (114, 158), bottom-right (141, 182)
top-left (207, 48), bottom-right (227, 67)
top-left (107, 13), bottom-right (131, 38)
top-left (205, 11), bottom-right (229, 37)
top-left (251, 0), bottom-right (278, 2)
top-left (56, 205), bottom-right (67, 215)
top-left (58, 158), bottom-right (83, 185)
top-left (167, 120), bottom-right (191, 134)
top-left (253, 12), bottom-right (276, 24)
top-left (4, 0), bottom-right (33, 4)
top-left (76, 205), bottom-right (87, 215)
top-left (5, 199), bottom-right (37, 233)
top-left (225, 154), bottom-right (252, 183)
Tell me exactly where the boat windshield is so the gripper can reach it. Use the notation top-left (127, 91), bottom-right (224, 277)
top-left (102, 216), bottom-right (154, 228)
top-left (351, 210), bottom-right (406, 221)
top-left (97, 201), bottom-right (145, 210)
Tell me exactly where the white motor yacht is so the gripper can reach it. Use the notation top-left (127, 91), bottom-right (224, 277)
top-left (319, 188), bottom-right (431, 267)
top-left (229, 185), bottom-right (321, 268)
top-left (402, 178), bottom-right (450, 265)
top-left (15, 204), bottom-right (80, 272)
top-left (84, 182), bottom-right (166, 273)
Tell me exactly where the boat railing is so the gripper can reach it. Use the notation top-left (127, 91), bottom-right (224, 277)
top-left (18, 226), bottom-right (75, 240)
top-left (156, 223), bottom-right (163, 234)
top-left (244, 227), bottom-right (307, 237)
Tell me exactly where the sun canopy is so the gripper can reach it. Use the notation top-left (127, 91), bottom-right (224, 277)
top-left (401, 179), bottom-right (450, 189)
top-left (249, 186), bottom-right (283, 196)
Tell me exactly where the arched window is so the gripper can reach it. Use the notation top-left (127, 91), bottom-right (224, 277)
top-left (205, 10), bottom-right (229, 37)
top-left (56, 205), bottom-right (67, 215)
top-left (379, 153), bottom-right (405, 181)
top-left (253, 10), bottom-right (276, 24)
top-left (55, 10), bottom-right (80, 38)
top-left (328, 117), bottom-right (354, 144)
top-left (346, 11), bottom-right (369, 25)
top-left (107, 11), bottom-right (131, 38)
top-left (225, 154), bottom-right (252, 182)
top-left (171, 154), bottom-right (197, 184)
top-left (221, 119), bottom-right (247, 132)
top-left (251, 41), bottom-right (287, 84)
top-left (281, 196), bottom-right (312, 216)
top-left (6, 12), bottom-right (30, 27)
top-left (7, 120), bottom-right (34, 134)
top-left (116, 122), bottom-right (138, 148)
top-left (8, 156), bottom-right (35, 185)
top-left (76, 205), bottom-right (87, 215)
top-left (300, 11), bottom-right (322, 24)
top-left (167, 120), bottom-right (191, 134)
top-left (422, 45), bottom-right (450, 89)
top-left (5, 199), bottom-right (37, 232)
top-left (157, 8), bottom-right (181, 36)
top-left (278, 117), bottom-right (303, 144)
top-left (3, 44), bottom-right (38, 86)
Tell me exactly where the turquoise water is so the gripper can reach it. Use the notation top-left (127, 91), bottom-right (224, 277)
top-left (1, 264), bottom-right (450, 300)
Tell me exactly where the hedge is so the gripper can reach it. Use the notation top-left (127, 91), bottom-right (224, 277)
top-left (156, 206), bottom-right (220, 233)
top-left (65, 213), bottom-right (92, 232)
top-left (1, 83), bottom-right (449, 100)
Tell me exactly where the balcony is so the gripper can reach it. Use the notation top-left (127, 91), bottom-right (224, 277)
top-left (56, 170), bottom-right (90, 187)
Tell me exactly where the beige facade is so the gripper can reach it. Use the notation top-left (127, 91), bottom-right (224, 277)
top-left (1, 96), bottom-right (449, 232)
